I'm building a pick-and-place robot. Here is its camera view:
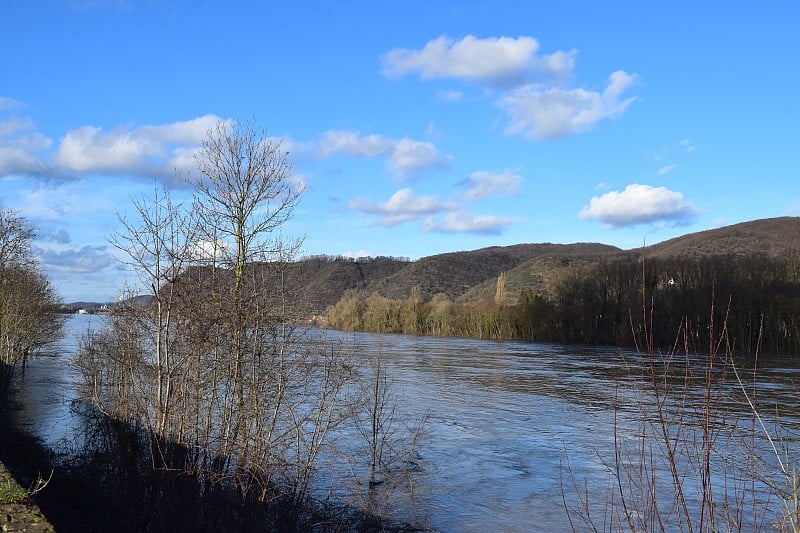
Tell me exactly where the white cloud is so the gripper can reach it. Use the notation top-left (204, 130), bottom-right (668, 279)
top-left (318, 130), bottom-right (446, 177)
top-left (578, 183), bottom-right (699, 228)
top-left (380, 36), bottom-right (637, 141)
top-left (0, 111), bottom-right (229, 183)
top-left (56, 114), bottom-right (223, 181)
top-left (188, 238), bottom-right (229, 262)
top-left (461, 169), bottom-right (522, 200)
top-left (0, 115), bottom-right (53, 176)
top-left (381, 35), bottom-right (574, 87)
top-left (657, 163), bottom-right (677, 176)
top-left (388, 138), bottom-right (446, 175)
top-left (340, 250), bottom-right (373, 259)
top-left (424, 212), bottom-right (511, 235)
top-left (318, 130), bottom-right (392, 158)
top-left (349, 187), bottom-right (455, 227)
top-left (499, 70), bottom-right (637, 140)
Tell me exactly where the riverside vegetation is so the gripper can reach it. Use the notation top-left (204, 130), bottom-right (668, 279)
top-left (0, 208), bottom-right (64, 408)
top-left (324, 253), bottom-right (800, 356)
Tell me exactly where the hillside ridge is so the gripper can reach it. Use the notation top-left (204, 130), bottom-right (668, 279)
top-left (70, 216), bottom-right (800, 316)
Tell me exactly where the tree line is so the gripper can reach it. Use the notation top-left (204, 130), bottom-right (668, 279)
top-left (325, 253), bottom-right (800, 356)
top-left (0, 208), bottom-right (63, 407)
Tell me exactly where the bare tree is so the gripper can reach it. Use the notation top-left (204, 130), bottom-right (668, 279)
top-left (78, 119), bottom-right (355, 517)
top-left (0, 208), bottom-right (63, 406)
top-left (0, 208), bottom-right (36, 268)
top-left (186, 118), bottom-right (307, 477)
top-left (189, 117), bottom-right (304, 286)
top-left (107, 186), bottom-right (201, 434)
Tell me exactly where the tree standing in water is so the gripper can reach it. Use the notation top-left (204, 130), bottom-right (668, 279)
top-left (0, 207), bottom-right (63, 407)
top-left (79, 118), bottom-right (352, 512)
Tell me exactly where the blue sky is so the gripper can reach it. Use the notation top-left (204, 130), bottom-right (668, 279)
top-left (1, 1), bottom-right (798, 302)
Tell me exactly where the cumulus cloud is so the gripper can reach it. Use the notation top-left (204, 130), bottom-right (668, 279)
top-left (381, 35), bottom-right (574, 87)
top-left (578, 183), bottom-right (699, 228)
top-left (499, 70), bottom-right (637, 140)
top-left (460, 169), bottom-right (522, 200)
top-left (388, 138), bottom-right (446, 175)
top-left (340, 250), bottom-right (373, 259)
top-left (319, 130), bottom-right (446, 177)
top-left (0, 110), bottom-right (233, 184)
top-left (318, 130), bottom-right (391, 158)
top-left (188, 239), bottom-right (230, 263)
top-left (56, 114), bottom-right (224, 181)
top-left (423, 212), bottom-right (511, 235)
top-left (0, 115), bottom-right (53, 176)
top-left (35, 245), bottom-right (115, 273)
top-left (379, 36), bottom-right (637, 141)
top-left (349, 187), bottom-right (455, 226)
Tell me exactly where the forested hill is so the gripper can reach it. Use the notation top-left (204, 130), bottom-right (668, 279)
top-left (643, 216), bottom-right (800, 258)
top-left (283, 216), bottom-right (800, 317)
top-left (284, 243), bottom-right (620, 316)
top-left (71, 216), bottom-right (800, 319)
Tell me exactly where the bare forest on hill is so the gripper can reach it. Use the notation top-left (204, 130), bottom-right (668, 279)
top-left (321, 217), bottom-right (800, 356)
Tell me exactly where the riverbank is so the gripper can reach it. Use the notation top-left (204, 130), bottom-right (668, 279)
top-left (0, 461), bottom-right (54, 532)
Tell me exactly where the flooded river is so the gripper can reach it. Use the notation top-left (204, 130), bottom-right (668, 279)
top-left (8, 314), bottom-right (800, 531)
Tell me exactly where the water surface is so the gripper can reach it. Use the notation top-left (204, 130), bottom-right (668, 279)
top-left (10, 315), bottom-right (800, 531)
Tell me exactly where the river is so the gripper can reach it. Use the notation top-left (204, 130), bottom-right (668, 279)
top-left (7, 314), bottom-right (800, 531)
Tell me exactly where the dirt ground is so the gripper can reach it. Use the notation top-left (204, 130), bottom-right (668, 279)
top-left (0, 463), bottom-right (54, 532)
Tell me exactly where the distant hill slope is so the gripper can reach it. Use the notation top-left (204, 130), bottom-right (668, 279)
top-left (642, 217), bottom-right (800, 259)
top-left (205, 217), bottom-right (800, 316)
top-left (282, 256), bottom-right (409, 316)
top-left (369, 243), bottom-right (621, 302)
top-left (458, 248), bottom-right (625, 304)
top-left (462, 217), bottom-right (800, 305)
top-left (69, 217), bottom-right (800, 318)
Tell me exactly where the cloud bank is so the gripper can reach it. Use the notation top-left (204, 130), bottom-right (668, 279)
top-left (0, 106), bottom-right (227, 185)
top-left (381, 35), bottom-right (637, 141)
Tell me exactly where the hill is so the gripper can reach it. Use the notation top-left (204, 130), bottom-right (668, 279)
top-left (283, 243), bottom-right (621, 315)
top-left (281, 255), bottom-right (409, 317)
top-left (369, 243), bottom-right (620, 301)
top-left (67, 217), bottom-right (800, 318)
top-left (643, 216), bottom-right (800, 259)
top-left (459, 217), bottom-right (800, 305)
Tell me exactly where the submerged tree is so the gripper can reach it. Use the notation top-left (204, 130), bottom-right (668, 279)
top-left (0, 208), bottom-right (63, 407)
top-left (78, 119), bottom-right (351, 516)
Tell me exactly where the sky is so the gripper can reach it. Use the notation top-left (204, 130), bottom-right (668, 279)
top-left (1, 1), bottom-right (798, 302)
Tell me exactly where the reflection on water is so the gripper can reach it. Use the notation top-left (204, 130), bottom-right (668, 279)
top-left (8, 315), bottom-right (800, 532)
top-left (8, 313), bottom-right (102, 449)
